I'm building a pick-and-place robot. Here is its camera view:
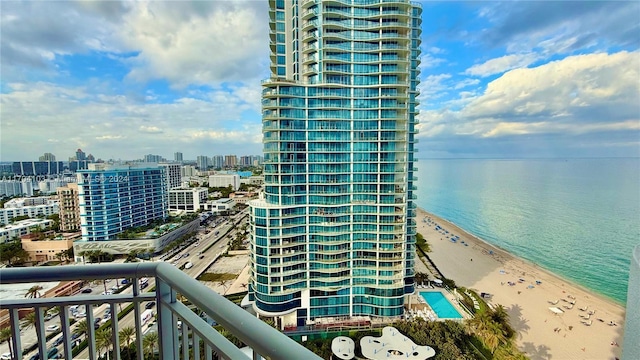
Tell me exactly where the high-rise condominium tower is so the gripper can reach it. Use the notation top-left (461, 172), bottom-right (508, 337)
top-left (248, 0), bottom-right (421, 324)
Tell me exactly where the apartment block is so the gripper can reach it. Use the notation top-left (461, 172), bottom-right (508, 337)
top-left (57, 183), bottom-right (81, 232)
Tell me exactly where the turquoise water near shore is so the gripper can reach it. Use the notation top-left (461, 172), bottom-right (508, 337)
top-left (415, 158), bottom-right (640, 305)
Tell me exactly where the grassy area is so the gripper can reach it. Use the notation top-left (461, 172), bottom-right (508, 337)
top-left (197, 272), bottom-right (236, 282)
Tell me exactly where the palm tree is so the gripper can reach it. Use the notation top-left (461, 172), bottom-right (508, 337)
top-left (96, 328), bottom-right (113, 360)
top-left (20, 312), bottom-right (37, 330)
top-left (0, 327), bottom-right (15, 360)
top-left (119, 326), bottom-right (136, 360)
top-left (74, 319), bottom-right (89, 337)
top-left (143, 332), bottom-right (159, 359)
top-left (24, 285), bottom-right (44, 299)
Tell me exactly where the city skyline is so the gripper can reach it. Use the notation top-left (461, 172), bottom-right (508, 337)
top-left (1, 1), bottom-right (638, 160)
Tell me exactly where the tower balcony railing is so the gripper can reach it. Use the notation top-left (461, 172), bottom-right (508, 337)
top-left (0, 263), bottom-right (320, 360)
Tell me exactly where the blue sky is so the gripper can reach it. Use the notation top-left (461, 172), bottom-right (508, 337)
top-left (1, 0), bottom-right (638, 161)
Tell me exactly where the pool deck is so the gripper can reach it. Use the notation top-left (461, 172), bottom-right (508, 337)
top-left (406, 289), bottom-right (469, 321)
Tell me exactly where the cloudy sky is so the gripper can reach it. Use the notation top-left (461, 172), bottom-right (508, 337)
top-left (1, 0), bottom-right (638, 161)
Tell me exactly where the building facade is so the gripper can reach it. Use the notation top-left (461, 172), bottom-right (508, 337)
top-left (159, 163), bottom-right (182, 190)
top-left (197, 156), bottom-right (210, 170)
top-left (168, 187), bottom-right (209, 212)
top-left (12, 161), bottom-right (64, 176)
top-left (39, 153), bottom-right (57, 162)
top-left (21, 232), bottom-right (78, 263)
top-left (77, 163), bottom-right (167, 242)
top-left (0, 179), bottom-right (34, 197)
top-left (0, 218), bottom-right (53, 243)
top-left (174, 152), bottom-right (184, 162)
top-left (248, 0), bottom-right (421, 323)
top-left (209, 174), bottom-right (241, 190)
top-left (0, 197), bottom-right (59, 226)
top-left (57, 183), bottom-right (81, 232)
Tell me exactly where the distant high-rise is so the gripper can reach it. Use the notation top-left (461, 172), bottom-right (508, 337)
top-left (76, 149), bottom-right (86, 161)
top-left (224, 155), bottom-right (237, 168)
top-left (211, 155), bottom-right (224, 169)
top-left (196, 156), bottom-right (210, 170)
top-left (86, 154), bottom-right (95, 162)
top-left (12, 161), bottom-right (64, 176)
top-left (248, 0), bottom-right (421, 322)
top-left (144, 154), bottom-right (164, 163)
top-left (174, 152), bottom-right (184, 162)
top-left (39, 153), bottom-right (56, 162)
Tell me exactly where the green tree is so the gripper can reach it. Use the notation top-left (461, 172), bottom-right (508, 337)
top-left (0, 327), bottom-right (15, 360)
top-left (143, 332), bottom-right (159, 359)
top-left (96, 328), bottom-right (113, 359)
top-left (74, 320), bottom-right (89, 337)
top-left (20, 312), bottom-right (37, 330)
top-left (0, 240), bottom-right (29, 265)
top-left (119, 326), bottom-right (136, 360)
top-left (24, 285), bottom-right (44, 299)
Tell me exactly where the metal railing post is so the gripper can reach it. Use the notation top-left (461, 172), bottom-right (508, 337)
top-left (9, 309), bottom-right (22, 360)
top-left (156, 278), bottom-right (177, 360)
top-left (59, 305), bottom-right (72, 360)
top-left (35, 306), bottom-right (46, 359)
top-left (110, 302), bottom-right (121, 360)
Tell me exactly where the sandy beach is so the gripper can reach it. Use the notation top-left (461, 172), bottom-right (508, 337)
top-left (417, 208), bottom-right (625, 360)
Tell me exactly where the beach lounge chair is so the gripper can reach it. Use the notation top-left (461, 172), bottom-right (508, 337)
top-left (582, 320), bottom-right (592, 326)
top-left (579, 306), bottom-right (588, 311)
top-left (548, 300), bottom-right (559, 305)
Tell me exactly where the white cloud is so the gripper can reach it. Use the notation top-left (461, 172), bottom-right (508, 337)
top-left (419, 54), bottom-right (445, 68)
top-left (0, 81), bottom-right (263, 160)
top-left (417, 51), bottom-right (640, 143)
top-left (120, 1), bottom-right (269, 86)
top-left (465, 53), bottom-right (539, 77)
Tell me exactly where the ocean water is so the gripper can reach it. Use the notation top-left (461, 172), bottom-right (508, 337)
top-left (415, 158), bottom-right (640, 305)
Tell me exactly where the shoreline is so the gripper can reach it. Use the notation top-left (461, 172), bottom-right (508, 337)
top-left (424, 209), bottom-right (625, 307)
top-left (417, 207), bottom-right (626, 360)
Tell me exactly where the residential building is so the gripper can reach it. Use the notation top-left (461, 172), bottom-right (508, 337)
top-left (0, 218), bottom-right (53, 243)
top-left (209, 174), bottom-right (240, 190)
top-left (181, 165), bottom-right (198, 177)
top-left (21, 232), bottom-right (79, 263)
top-left (197, 155), bottom-right (210, 170)
top-left (144, 154), bottom-right (164, 163)
top-left (0, 197), bottom-right (59, 225)
top-left (224, 155), bottom-right (237, 168)
top-left (159, 163), bottom-right (182, 190)
top-left (211, 155), bottom-right (224, 169)
top-left (68, 160), bottom-right (90, 172)
top-left (623, 244), bottom-right (640, 360)
top-left (248, 0), bottom-right (421, 324)
top-left (57, 183), bottom-right (81, 232)
top-left (240, 156), bottom-right (252, 166)
top-left (174, 152), bottom-right (184, 162)
top-left (77, 163), bottom-right (167, 243)
top-left (168, 187), bottom-right (208, 212)
top-left (229, 191), bottom-right (258, 204)
top-left (38, 153), bottom-right (56, 162)
top-left (37, 178), bottom-right (70, 194)
top-left (86, 154), bottom-right (96, 162)
top-left (12, 161), bottom-right (64, 176)
top-left (75, 148), bottom-right (87, 161)
top-left (0, 179), bottom-right (34, 197)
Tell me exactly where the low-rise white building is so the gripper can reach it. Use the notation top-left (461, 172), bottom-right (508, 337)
top-left (209, 174), bottom-right (240, 190)
top-left (0, 218), bottom-right (54, 243)
top-left (204, 198), bottom-right (236, 213)
top-left (0, 197), bottom-right (59, 225)
top-left (168, 187), bottom-right (208, 212)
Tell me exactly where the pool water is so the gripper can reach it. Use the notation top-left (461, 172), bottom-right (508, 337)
top-left (420, 291), bottom-right (463, 319)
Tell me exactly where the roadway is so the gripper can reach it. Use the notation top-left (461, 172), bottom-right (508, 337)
top-left (4, 209), bottom-right (249, 359)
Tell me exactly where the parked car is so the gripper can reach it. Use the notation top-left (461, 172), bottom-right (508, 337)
top-left (1, 353), bottom-right (12, 360)
top-left (145, 301), bottom-right (156, 309)
top-left (199, 255), bottom-right (205, 260)
top-left (120, 279), bottom-right (129, 285)
top-left (44, 313), bottom-right (54, 321)
top-left (46, 324), bottom-right (60, 332)
top-left (81, 288), bottom-right (92, 293)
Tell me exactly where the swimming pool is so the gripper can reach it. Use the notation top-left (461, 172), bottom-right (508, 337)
top-left (420, 291), bottom-right (463, 319)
